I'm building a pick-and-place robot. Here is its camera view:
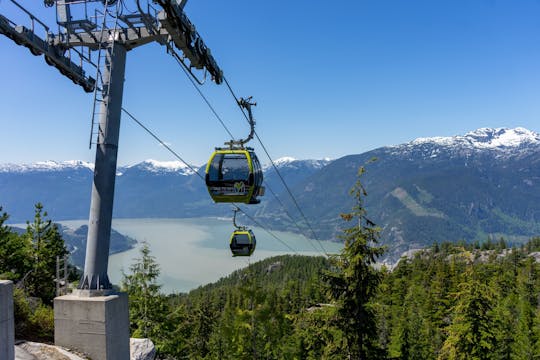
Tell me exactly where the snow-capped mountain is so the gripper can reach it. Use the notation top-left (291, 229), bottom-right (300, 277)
top-left (0, 160), bottom-right (94, 173)
top-left (263, 157), bottom-right (333, 191)
top-left (0, 157), bottom-right (329, 222)
top-left (392, 127), bottom-right (540, 159)
top-left (263, 156), bottom-right (332, 171)
top-left (120, 159), bottom-right (198, 176)
top-left (272, 156), bottom-right (297, 167)
top-left (261, 127), bottom-right (540, 261)
top-left (409, 127), bottom-right (540, 149)
top-left (264, 157), bottom-right (332, 170)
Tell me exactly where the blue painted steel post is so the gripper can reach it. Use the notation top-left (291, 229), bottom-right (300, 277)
top-left (80, 42), bottom-right (126, 290)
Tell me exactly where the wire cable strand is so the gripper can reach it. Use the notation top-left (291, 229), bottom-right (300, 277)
top-left (264, 184), bottom-right (323, 254)
top-left (169, 51), bottom-right (235, 141)
top-left (234, 205), bottom-right (299, 254)
top-left (223, 76), bottom-right (329, 256)
top-left (121, 107), bottom-right (204, 181)
top-left (134, 2), bottom-right (235, 141)
top-left (255, 133), bottom-right (328, 256)
top-left (121, 106), bottom-right (302, 255)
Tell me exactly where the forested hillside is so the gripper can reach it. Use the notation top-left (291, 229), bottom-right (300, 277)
top-left (120, 239), bottom-right (540, 359)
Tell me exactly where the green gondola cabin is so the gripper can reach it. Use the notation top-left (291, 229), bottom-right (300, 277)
top-left (229, 229), bottom-right (256, 256)
top-left (205, 147), bottom-right (264, 204)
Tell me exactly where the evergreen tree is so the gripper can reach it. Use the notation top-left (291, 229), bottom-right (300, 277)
top-left (0, 206), bottom-right (9, 238)
top-left (324, 165), bottom-right (385, 359)
top-left (438, 268), bottom-right (499, 360)
top-left (510, 258), bottom-right (538, 359)
top-left (0, 206), bottom-right (31, 280)
top-left (158, 301), bottom-right (192, 359)
top-left (121, 242), bottom-right (170, 351)
top-left (24, 203), bottom-right (68, 303)
top-left (190, 293), bottom-right (218, 359)
top-left (208, 299), bottom-right (234, 360)
top-left (290, 305), bottom-right (346, 359)
top-left (389, 285), bottom-right (434, 360)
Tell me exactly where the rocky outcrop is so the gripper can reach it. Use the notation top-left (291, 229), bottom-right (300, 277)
top-left (14, 339), bottom-right (156, 360)
top-left (15, 341), bottom-right (88, 360)
top-left (130, 338), bottom-right (156, 360)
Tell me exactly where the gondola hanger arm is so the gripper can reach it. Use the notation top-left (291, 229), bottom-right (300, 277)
top-left (232, 206), bottom-right (245, 230)
top-left (225, 96), bottom-right (256, 148)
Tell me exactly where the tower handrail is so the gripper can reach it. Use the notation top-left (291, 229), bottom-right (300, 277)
top-left (8, 0), bottom-right (50, 32)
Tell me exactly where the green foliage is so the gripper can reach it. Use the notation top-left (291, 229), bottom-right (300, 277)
top-left (23, 203), bottom-right (68, 303)
top-left (438, 268), bottom-right (499, 360)
top-left (289, 305), bottom-right (346, 359)
top-left (5, 193), bottom-right (540, 359)
top-left (121, 243), bottom-right (168, 338)
top-left (376, 240), bottom-right (540, 360)
top-left (0, 204), bottom-right (70, 341)
top-left (324, 165), bottom-right (385, 359)
top-left (0, 207), bottom-right (32, 281)
top-left (510, 257), bottom-right (539, 360)
top-left (173, 255), bottom-right (331, 359)
top-left (13, 287), bottom-right (55, 342)
top-left (121, 242), bottom-right (196, 358)
top-left (388, 284), bottom-right (435, 360)
top-left (116, 237), bottom-right (540, 359)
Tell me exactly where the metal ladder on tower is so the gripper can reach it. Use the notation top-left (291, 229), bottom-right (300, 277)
top-left (89, 1), bottom-right (121, 148)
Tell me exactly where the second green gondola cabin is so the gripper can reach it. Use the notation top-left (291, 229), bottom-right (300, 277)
top-left (205, 147), bottom-right (264, 204)
top-left (229, 229), bottom-right (256, 257)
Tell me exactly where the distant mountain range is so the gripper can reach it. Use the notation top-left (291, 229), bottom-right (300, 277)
top-left (261, 127), bottom-right (540, 260)
top-left (1, 127), bottom-right (540, 261)
top-left (0, 156), bottom-right (332, 222)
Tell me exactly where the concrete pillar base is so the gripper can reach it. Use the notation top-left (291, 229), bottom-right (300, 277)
top-left (54, 291), bottom-right (130, 360)
top-left (0, 280), bottom-right (15, 360)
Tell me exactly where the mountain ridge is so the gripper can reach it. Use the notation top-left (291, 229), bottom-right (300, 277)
top-left (1, 127), bottom-right (539, 261)
top-left (259, 127), bottom-right (540, 260)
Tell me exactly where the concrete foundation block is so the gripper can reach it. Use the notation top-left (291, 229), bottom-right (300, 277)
top-left (0, 280), bottom-right (15, 360)
top-left (54, 291), bottom-right (130, 360)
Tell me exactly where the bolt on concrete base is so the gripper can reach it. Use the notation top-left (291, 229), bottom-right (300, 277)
top-left (54, 291), bottom-right (130, 360)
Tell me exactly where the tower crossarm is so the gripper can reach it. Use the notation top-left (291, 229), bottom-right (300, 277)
top-left (52, 26), bottom-right (168, 51)
top-left (51, 6), bottom-right (223, 84)
top-left (155, 0), bottom-right (223, 83)
top-left (0, 12), bottom-right (96, 92)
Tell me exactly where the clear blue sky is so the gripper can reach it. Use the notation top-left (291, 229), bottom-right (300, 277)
top-left (1, 0), bottom-right (539, 166)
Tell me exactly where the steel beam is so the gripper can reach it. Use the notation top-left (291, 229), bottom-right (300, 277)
top-left (52, 27), bottom-right (167, 50)
top-left (80, 43), bottom-right (127, 290)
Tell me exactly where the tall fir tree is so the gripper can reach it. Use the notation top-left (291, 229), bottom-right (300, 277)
top-left (121, 242), bottom-right (170, 352)
top-left (0, 206), bottom-right (31, 280)
top-left (389, 284), bottom-right (434, 360)
top-left (510, 257), bottom-right (539, 360)
top-left (438, 267), bottom-right (499, 360)
top-left (24, 203), bottom-right (68, 303)
top-left (324, 165), bottom-right (385, 360)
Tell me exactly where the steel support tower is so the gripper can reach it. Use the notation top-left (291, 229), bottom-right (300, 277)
top-left (1, 2), bottom-right (225, 357)
top-left (1, 1), bottom-right (224, 358)
top-left (0, 0), bottom-right (223, 291)
top-left (83, 43), bottom-right (127, 290)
